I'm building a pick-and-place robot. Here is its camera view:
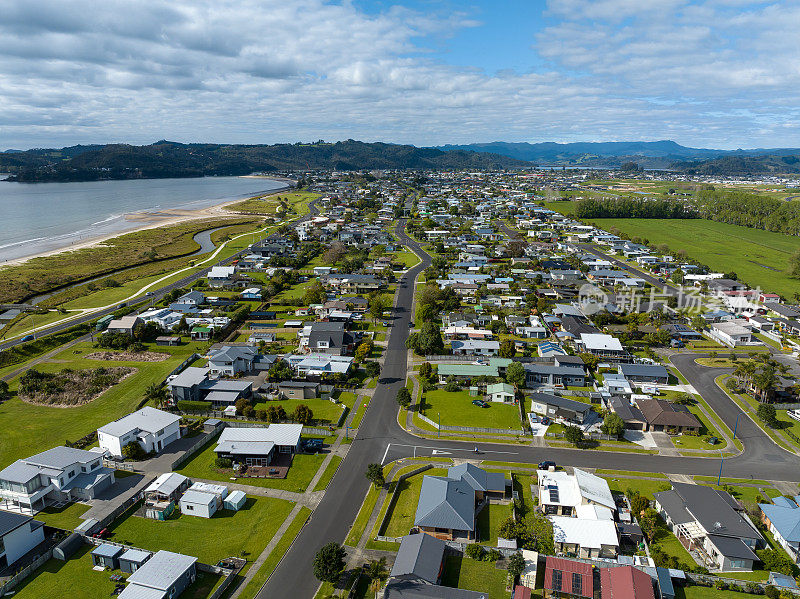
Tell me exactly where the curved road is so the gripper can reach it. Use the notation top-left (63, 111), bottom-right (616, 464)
top-left (0, 201), bottom-right (319, 351)
top-left (260, 221), bottom-right (800, 599)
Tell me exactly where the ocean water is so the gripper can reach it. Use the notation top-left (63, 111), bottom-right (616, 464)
top-left (0, 176), bottom-right (286, 262)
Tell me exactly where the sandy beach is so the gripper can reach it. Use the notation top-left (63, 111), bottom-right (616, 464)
top-left (1, 181), bottom-right (291, 268)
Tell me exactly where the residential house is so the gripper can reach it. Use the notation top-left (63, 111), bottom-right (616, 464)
top-left (637, 399), bottom-right (701, 434)
top-left (759, 496), bottom-right (800, 563)
top-left (707, 321), bottom-right (753, 347)
top-left (321, 273), bottom-right (382, 294)
top-left (436, 363), bottom-right (500, 383)
top-left (486, 383), bottom-right (514, 403)
top-left (550, 515), bottom-right (619, 558)
top-left (213, 424), bottom-right (303, 467)
top-left (119, 550), bottom-right (197, 599)
top-left (0, 447), bottom-right (115, 513)
top-left (450, 340), bottom-right (500, 357)
top-left (97, 407), bottom-right (182, 458)
top-left (106, 315), bottom-right (143, 336)
top-left (277, 381), bottom-right (319, 399)
top-left (575, 333), bottom-right (628, 361)
top-left (618, 363), bottom-right (669, 385)
top-left (300, 322), bottom-right (355, 355)
top-left (529, 393), bottom-right (592, 425)
top-left (523, 364), bottom-right (586, 388)
top-left (654, 483), bottom-right (763, 571)
top-left (600, 565), bottom-right (655, 599)
top-left (519, 549), bottom-right (539, 589)
top-left (283, 353), bottom-right (354, 379)
top-left (537, 468), bottom-right (616, 517)
top-left (389, 533), bottom-right (446, 585)
top-left (543, 557), bottom-right (593, 599)
top-left (208, 266), bottom-right (237, 288)
top-left (207, 345), bottom-right (258, 376)
top-left (179, 488), bottom-right (219, 518)
top-left (0, 511), bottom-right (45, 569)
top-left (167, 367), bottom-right (252, 407)
top-left (608, 396), bottom-right (647, 431)
top-left (414, 464), bottom-right (506, 541)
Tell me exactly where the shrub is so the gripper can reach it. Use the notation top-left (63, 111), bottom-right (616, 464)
top-left (465, 544), bottom-right (485, 561)
top-left (215, 457), bottom-right (232, 469)
top-left (177, 400), bottom-right (209, 413)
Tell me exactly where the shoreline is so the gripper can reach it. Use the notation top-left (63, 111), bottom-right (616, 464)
top-left (0, 181), bottom-right (292, 268)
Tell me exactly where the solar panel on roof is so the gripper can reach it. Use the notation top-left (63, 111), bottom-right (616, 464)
top-left (549, 489), bottom-right (560, 503)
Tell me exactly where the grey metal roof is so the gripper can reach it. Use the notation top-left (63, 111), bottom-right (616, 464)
top-left (215, 440), bottom-right (275, 456)
top-left (0, 460), bottom-right (49, 483)
top-left (146, 473), bottom-right (189, 496)
top-left (390, 533), bottom-right (446, 583)
top-left (120, 549), bottom-right (152, 564)
top-left (168, 366), bottom-right (210, 388)
top-left (26, 446), bottom-right (100, 470)
top-left (92, 544), bottom-right (125, 558)
top-left (660, 484), bottom-right (761, 541)
top-left (529, 393), bottom-right (591, 414)
top-left (128, 550), bottom-right (197, 591)
top-left (0, 510), bottom-right (34, 537)
top-left (414, 476), bottom-right (475, 532)
top-left (447, 463), bottom-right (506, 494)
top-left (180, 489), bottom-right (217, 506)
top-left (653, 489), bottom-right (693, 525)
top-left (385, 581), bottom-right (486, 599)
top-left (706, 534), bottom-right (759, 561)
top-left (618, 363), bottom-right (669, 379)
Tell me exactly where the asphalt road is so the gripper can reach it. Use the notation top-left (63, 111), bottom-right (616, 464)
top-left (0, 201), bottom-right (319, 352)
top-left (259, 221), bottom-right (800, 599)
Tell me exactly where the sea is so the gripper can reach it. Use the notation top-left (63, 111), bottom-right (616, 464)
top-left (0, 176), bottom-right (287, 263)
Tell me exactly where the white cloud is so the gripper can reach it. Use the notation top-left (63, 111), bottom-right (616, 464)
top-left (0, 0), bottom-right (798, 149)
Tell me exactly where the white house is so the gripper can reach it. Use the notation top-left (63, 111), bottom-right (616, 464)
top-left (708, 321), bottom-right (754, 347)
top-left (0, 447), bottom-right (115, 513)
top-left (0, 511), bottom-right (45, 569)
top-left (486, 383), bottom-right (515, 403)
top-left (98, 407), bottom-right (182, 458)
top-left (450, 339), bottom-right (500, 356)
top-left (119, 551), bottom-right (197, 599)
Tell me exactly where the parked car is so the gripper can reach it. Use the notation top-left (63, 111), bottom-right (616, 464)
top-left (707, 437), bottom-right (719, 445)
top-left (471, 399), bottom-right (489, 408)
top-left (21, 335), bottom-right (34, 342)
top-left (788, 409), bottom-right (800, 423)
top-left (302, 438), bottom-right (324, 452)
top-left (538, 461), bottom-right (556, 471)
top-left (541, 417), bottom-right (550, 425)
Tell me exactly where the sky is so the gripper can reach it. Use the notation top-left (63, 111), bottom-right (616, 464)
top-left (1, 0), bottom-right (800, 150)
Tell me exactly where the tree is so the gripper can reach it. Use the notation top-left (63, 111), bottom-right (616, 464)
top-left (369, 294), bottom-right (389, 323)
top-left (312, 542), bottom-right (346, 583)
top-left (757, 403), bottom-right (778, 427)
top-left (507, 552), bottom-right (525, 580)
top-left (121, 441), bottom-right (146, 460)
top-left (691, 315), bottom-right (706, 331)
top-left (365, 360), bottom-right (381, 378)
top-left (396, 387), bottom-right (411, 408)
top-left (303, 279), bottom-right (326, 305)
top-left (639, 508), bottom-right (659, 542)
top-left (144, 383), bottom-right (169, 408)
top-left (418, 361), bottom-right (433, 381)
top-left (365, 463), bottom-right (385, 487)
top-left (355, 340), bottom-right (374, 362)
top-left (322, 242), bottom-right (346, 265)
top-left (0, 380), bottom-right (9, 401)
top-left (564, 425), bottom-right (584, 447)
top-left (465, 544), bottom-right (485, 561)
top-left (499, 339), bottom-right (516, 358)
top-left (628, 491), bottom-right (650, 516)
top-left (267, 405), bottom-right (287, 423)
top-left (417, 303), bottom-right (438, 323)
top-left (417, 321), bottom-right (444, 355)
top-left (601, 412), bottom-right (624, 438)
top-left (499, 517), bottom-right (525, 540)
top-left (505, 361), bottom-right (525, 390)
top-left (293, 404), bottom-right (314, 425)
top-left (364, 557), bottom-right (389, 594)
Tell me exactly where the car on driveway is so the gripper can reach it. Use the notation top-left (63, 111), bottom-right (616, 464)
top-left (538, 460), bottom-right (556, 470)
top-left (302, 438), bottom-right (324, 453)
top-left (471, 399), bottom-right (489, 408)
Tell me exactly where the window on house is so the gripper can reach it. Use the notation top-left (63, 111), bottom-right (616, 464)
top-left (185, 504), bottom-right (194, 511)
top-left (572, 572), bottom-right (582, 595)
top-left (551, 569), bottom-right (562, 591)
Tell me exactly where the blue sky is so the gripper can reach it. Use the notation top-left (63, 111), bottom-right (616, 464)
top-left (0, 0), bottom-right (799, 150)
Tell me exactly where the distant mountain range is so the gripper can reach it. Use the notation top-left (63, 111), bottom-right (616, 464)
top-left (0, 140), bottom-right (527, 182)
top-left (3, 139), bottom-right (800, 182)
top-left (434, 140), bottom-right (800, 167)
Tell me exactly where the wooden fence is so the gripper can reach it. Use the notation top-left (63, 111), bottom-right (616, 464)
top-left (0, 549), bottom-right (54, 595)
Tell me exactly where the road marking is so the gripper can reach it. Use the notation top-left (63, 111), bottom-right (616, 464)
top-left (431, 450), bottom-right (451, 455)
top-left (391, 443), bottom-right (521, 456)
top-left (380, 444), bottom-right (392, 465)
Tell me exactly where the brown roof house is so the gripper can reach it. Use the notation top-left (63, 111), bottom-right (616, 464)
top-left (637, 399), bottom-right (701, 434)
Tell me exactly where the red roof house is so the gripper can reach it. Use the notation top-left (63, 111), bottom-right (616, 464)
top-left (600, 565), bottom-right (655, 599)
top-left (543, 557), bottom-right (593, 599)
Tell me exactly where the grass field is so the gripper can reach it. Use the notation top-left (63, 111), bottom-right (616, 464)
top-left (587, 218), bottom-right (800, 297)
top-left (237, 506), bottom-right (312, 599)
top-left (420, 389), bottom-right (523, 431)
top-left (476, 503), bottom-right (510, 545)
top-left (176, 437), bottom-right (327, 493)
top-left (440, 555), bottom-right (508, 599)
top-left (10, 545), bottom-right (223, 599)
top-left (0, 340), bottom-right (200, 466)
top-left (312, 455), bottom-right (343, 492)
top-left (252, 398), bottom-right (346, 425)
top-left (32, 501), bottom-right (90, 530)
top-left (230, 190), bottom-right (317, 216)
top-left (108, 496), bottom-right (294, 564)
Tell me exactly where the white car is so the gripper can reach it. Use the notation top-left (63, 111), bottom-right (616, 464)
top-left (788, 409), bottom-right (800, 423)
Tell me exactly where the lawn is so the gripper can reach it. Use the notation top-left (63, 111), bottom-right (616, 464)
top-left (676, 586), bottom-right (753, 599)
top-left (391, 248), bottom-right (421, 269)
top-left (603, 477), bottom-right (672, 499)
top-left (350, 395), bottom-right (371, 429)
top-left (0, 340), bottom-right (200, 466)
top-left (313, 455), bottom-right (343, 492)
top-left (252, 398), bottom-right (346, 425)
top-left (420, 390), bottom-right (523, 431)
top-left (32, 501), bottom-right (90, 530)
top-left (587, 218), bottom-right (800, 297)
top-left (651, 515), bottom-right (696, 571)
top-left (230, 190), bottom-right (317, 216)
top-left (9, 545), bottom-right (223, 599)
top-left (176, 437), bottom-right (327, 493)
top-left (381, 468), bottom-right (448, 538)
top-left (476, 503), bottom-right (512, 545)
top-left (670, 404), bottom-right (726, 450)
top-left (440, 555), bottom-right (509, 599)
top-left (237, 506), bottom-right (312, 599)
top-left (108, 496), bottom-right (294, 564)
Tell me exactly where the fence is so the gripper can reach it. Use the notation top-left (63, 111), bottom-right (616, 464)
top-left (376, 465), bottom-right (433, 538)
top-left (89, 479), bottom-right (153, 534)
top-left (0, 549), bottom-right (54, 595)
top-left (103, 458), bottom-right (136, 472)
top-left (424, 355), bottom-right (551, 363)
top-left (171, 430), bottom-right (221, 471)
top-left (162, 353), bottom-right (200, 387)
top-left (416, 412), bottom-right (527, 436)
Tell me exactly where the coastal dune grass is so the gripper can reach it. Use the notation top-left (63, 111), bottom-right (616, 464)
top-left (0, 216), bottom-right (261, 304)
